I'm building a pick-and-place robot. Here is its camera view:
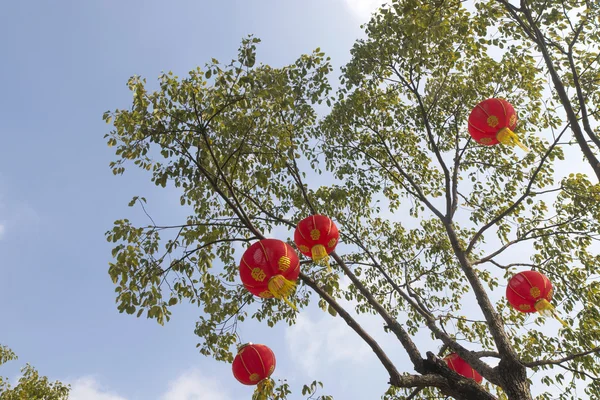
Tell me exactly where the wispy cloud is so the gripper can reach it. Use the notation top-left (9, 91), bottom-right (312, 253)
top-left (0, 198), bottom-right (39, 240)
top-left (70, 377), bottom-right (127, 400)
top-left (285, 278), bottom-right (384, 376)
top-left (285, 312), bottom-right (372, 376)
top-left (68, 370), bottom-right (230, 400)
top-left (159, 369), bottom-right (231, 400)
top-left (339, 0), bottom-right (390, 21)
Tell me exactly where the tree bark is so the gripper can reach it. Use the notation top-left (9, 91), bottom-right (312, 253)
top-left (496, 359), bottom-right (534, 400)
top-left (495, 0), bottom-right (600, 182)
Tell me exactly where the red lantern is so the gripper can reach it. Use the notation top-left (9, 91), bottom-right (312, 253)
top-left (468, 98), bottom-right (528, 151)
top-left (239, 239), bottom-right (300, 310)
top-left (444, 353), bottom-right (483, 384)
top-left (294, 215), bottom-right (339, 271)
top-left (506, 270), bottom-right (567, 327)
top-left (232, 343), bottom-right (276, 398)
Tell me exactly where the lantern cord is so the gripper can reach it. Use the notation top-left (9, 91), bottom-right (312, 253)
top-left (253, 378), bottom-right (274, 400)
top-left (311, 244), bottom-right (332, 273)
top-left (497, 127), bottom-right (530, 152)
top-left (236, 342), bottom-right (248, 353)
top-left (268, 275), bottom-right (298, 311)
top-left (535, 299), bottom-right (569, 328)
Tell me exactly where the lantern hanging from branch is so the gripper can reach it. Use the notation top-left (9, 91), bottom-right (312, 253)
top-left (294, 214), bottom-right (339, 272)
top-left (444, 353), bottom-right (483, 384)
top-left (468, 98), bottom-right (529, 152)
top-left (506, 270), bottom-right (567, 327)
top-left (239, 239), bottom-right (300, 310)
top-left (232, 343), bottom-right (276, 400)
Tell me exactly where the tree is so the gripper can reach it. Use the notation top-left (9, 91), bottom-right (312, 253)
top-left (491, 0), bottom-right (600, 181)
top-left (0, 345), bottom-right (70, 399)
top-left (103, 1), bottom-right (600, 399)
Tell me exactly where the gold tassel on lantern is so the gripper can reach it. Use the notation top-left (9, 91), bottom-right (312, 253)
top-left (497, 127), bottom-right (529, 152)
top-left (311, 244), bottom-right (332, 273)
top-left (535, 299), bottom-right (568, 328)
top-left (253, 378), bottom-right (274, 400)
top-left (268, 275), bottom-right (298, 311)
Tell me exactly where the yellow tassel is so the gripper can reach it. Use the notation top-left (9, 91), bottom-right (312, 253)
top-left (268, 275), bottom-right (298, 311)
top-left (253, 378), bottom-right (274, 400)
top-left (311, 244), bottom-right (332, 273)
top-left (535, 299), bottom-right (568, 328)
top-left (497, 127), bottom-right (529, 152)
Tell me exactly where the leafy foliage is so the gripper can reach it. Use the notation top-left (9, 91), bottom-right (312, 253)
top-left (0, 345), bottom-right (69, 400)
top-left (104, 1), bottom-right (600, 399)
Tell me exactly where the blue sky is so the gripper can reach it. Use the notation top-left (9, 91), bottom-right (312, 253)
top-left (1, 1), bottom-right (591, 399)
top-left (0, 1), bottom-right (411, 399)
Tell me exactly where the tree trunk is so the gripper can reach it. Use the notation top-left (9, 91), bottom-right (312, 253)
top-left (496, 360), bottom-right (533, 400)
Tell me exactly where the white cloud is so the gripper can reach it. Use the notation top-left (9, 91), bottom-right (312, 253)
top-left (340, 0), bottom-right (391, 21)
top-left (68, 371), bottom-right (230, 400)
top-left (70, 377), bottom-right (127, 400)
top-left (285, 278), bottom-right (382, 376)
top-left (160, 369), bottom-right (231, 400)
top-left (0, 202), bottom-right (39, 239)
top-left (12, 204), bottom-right (40, 228)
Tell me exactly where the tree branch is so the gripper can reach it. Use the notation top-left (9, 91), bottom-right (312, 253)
top-left (391, 64), bottom-right (453, 218)
top-left (525, 346), bottom-right (600, 367)
top-left (465, 122), bottom-right (569, 255)
top-left (444, 223), bottom-right (519, 369)
top-left (340, 229), bottom-right (497, 381)
top-left (330, 251), bottom-right (426, 372)
top-left (506, 1), bottom-right (600, 181)
top-left (299, 272), bottom-right (403, 386)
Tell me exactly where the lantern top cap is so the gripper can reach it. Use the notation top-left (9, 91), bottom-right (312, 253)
top-left (236, 342), bottom-right (254, 352)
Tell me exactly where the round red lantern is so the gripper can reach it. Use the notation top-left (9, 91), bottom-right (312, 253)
top-left (468, 98), bottom-right (528, 151)
top-left (444, 353), bottom-right (483, 384)
top-left (506, 270), bottom-right (567, 326)
top-left (239, 239), bottom-right (300, 310)
top-left (232, 343), bottom-right (276, 398)
top-left (294, 215), bottom-right (339, 271)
